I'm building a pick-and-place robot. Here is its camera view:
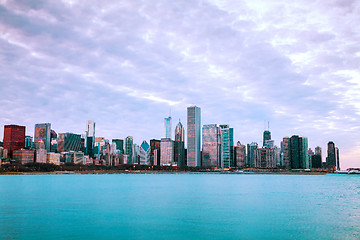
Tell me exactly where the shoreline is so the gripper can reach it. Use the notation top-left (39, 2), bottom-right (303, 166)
top-left (0, 170), bottom-right (329, 175)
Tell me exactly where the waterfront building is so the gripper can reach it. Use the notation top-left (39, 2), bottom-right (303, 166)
top-left (47, 152), bottom-right (60, 165)
top-left (112, 139), bottom-right (124, 154)
top-left (274, 146), bottom-right (281, 167)
top-left (263, 130), bottom-right (271, 147)
top-left (311, 154), bottom-right (322, 168)
top-left (34, 123), bottom-right (51, 152)
top-left (25, 136), bottom-right (33, 149)
top-left (160, 138), bottom-right (174, 166)
top-left (140, 140), bottom-right (150, 165)
top-left (281, 137), bottom-right (290, 169)
top-left (315, 146), bottom-right (322, 158)
top-left (247, 142), bottom-right (258, 168)
top-left (58, 133), bottom-right (82, 152)
top-left (164, 116), bottom-right (172, 139)
top-left (60, 151), bottom-right (84, 164)
top-left (326, 141), bottom-right (336, 171)
top-left (336, 147), bottom-right (340, 170)
top-left (174, 121), bottom-right (185, 167)
top-left (150, 139), bottom-right (161, 166)
top-left (0, 147), bottom-right (8, 159)
top-left (125, 136), bottom-right (133, 164)
top-left (35, 141), bottom-right (47, 163)
top-left (85, 120), bottom-right (95, 157)
top-left (133, 144), bottom-right (140, 164)
top-left (202, 124), bottom-right (220, 168)
top-left (13, 149), bottom-right (35, 164)
top-left (234, 141), bottom-right (246, 168)
top-left (254, 147), bottom-right (275, 168)
top-left (219, 125), bottom-right (234, 169)
top-left (187, 106), bottom-right (201, 167)
top-left (289, 135), bottom-right (309, 169)
top-left (3, 124), bottom-right (26, 158)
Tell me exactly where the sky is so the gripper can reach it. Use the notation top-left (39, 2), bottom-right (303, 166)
top-left (0, 0), bottom-right (359, 169)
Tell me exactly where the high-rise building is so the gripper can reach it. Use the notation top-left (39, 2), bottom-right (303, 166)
top-left (174, 121), bottom-right (185, 167)
top-left (281, 137), bottom-right (290, 169)
top-left (34, 123), bottom-right (51, 152)
top-left (202, 124), bottom-right (220, 168)
top-left (219, 124), bottom-right (234, 169)
top-left (150, 139), bottom-right (161, 166)
top-left (85, 120), bottom-right (95, 157)
top-left (336, 147), bottom-right (340, 170)
top-left (326, 141), bottom-right (336, 171)
top-left (125, 136), bottom-right (133, 164)
top-left (50, 130), bottom-right (58, 152)
top-left (289, 135), bottom-right (309, 169)
top-left (263, 130), bottom-right (271, 147)
top-left (234, 141), bottom-right (246, 168)
top-left (160, 138), bottom-right (174, 166)
top-left (247, 142), bottom-right (258, 168)
top-left (58, 133), bottom-right (82, 152)
top-left (3, 124), bottom-right (26, 158)
top-left (112, 139), bottom-right (124, 154)
top-left (187, 106), bottom-right (201, 167)
top-left (164, 116), bottom-right (172, 139)
top-left (140, 140), bottom-right (150, 165)
top-left (254, 147), bottom-right (275, 168)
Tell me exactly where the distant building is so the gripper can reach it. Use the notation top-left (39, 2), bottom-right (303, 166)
top-left (202, 124), bottom-right (220, 168)
top-left (50, 130), bottom-right (58, 152)
top-left (125, 136), bottom-right (133, 164)
top-left (234, 141), bottom-right (246, 168)
top-left (60, 151), bottom-right (84, 164)
top-left (281, 137), bottom-right (290, 169)
top-left (290, 135), bottom-right (309, 169)
top-left (58, 133), bottom-right (82, 152)
top-left (264, 139), bottom-right (274, 149)
top-left (35, 141), bottom-right (47, 163)
top-left (326, 141), bottom-right (336, 171)
top-left (150, 139), bottom-right (161, 166)
top-left (25, 136), bottom-right (33, 149)
top-left (336, 147), bottom-right (340, 170)
top-left (0, 147), bottom-right (8, 159)
top-left (254, 147), bottom-right (275, 168)
top-left (112, 139), bottom-right (124, 154)
top-left (219, 125), bottom-right (234, 169)
top-left (3, 124), bottom-right (26, 158)
top-left (13, 149), bottom-right (35, 164)
top-left (164, 116), bottom-right (172, 139)
top-left (247, 142), bottom-right (258, 168)
top-left (187, 106), bottom-right (201, 167)
top-left (140, 140), bottom-right (150, 165)
top-left (160, 138), bottom-right (174, 166)
top-left (174, 121), bottom-right (185, 167)
top-left (263, 130), bottom-right (271, 147)
top-left (47, 152), bottom-right (60, 165)
top-left (311, 154), bottom-right (322, 168)
top-left (34, 123), bottom-right (51, 152)
top-left (85, 120), bottom-right (95, 157)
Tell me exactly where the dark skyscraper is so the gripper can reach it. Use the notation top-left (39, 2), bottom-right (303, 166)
top-left (174, 121), bottom-right (185, 167)
top-left (3, 124), bottom-right (26, 158)
top-left (150, 139), bottom-right (161, 166)
top-left (219, 124), bottom-right (234, 169)
top-left (326, 141), bottom-right (336, 171)
top-left (112, 139), bottom-right (124, 154)
top-left (187, 106), bottom-right (201, 167)
top-left (263, 130), bottom-right (271, 147)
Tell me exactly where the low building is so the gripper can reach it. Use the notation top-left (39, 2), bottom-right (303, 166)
top-left (47, 152), bottom-right (61, 165)
top-left (60, 151), bottom-right (84, 164)
top-left (13, 149), bottom-right (35, 164)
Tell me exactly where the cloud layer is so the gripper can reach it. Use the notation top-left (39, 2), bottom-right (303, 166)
top-left (1, 0), bottom-right (359, 169)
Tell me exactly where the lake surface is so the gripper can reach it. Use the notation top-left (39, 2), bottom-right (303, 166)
top-left (0, 174), bottom-right (359, 240)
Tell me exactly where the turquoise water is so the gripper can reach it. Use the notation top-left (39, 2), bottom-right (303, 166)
top-left (0, 174), bottom-right (359, 240)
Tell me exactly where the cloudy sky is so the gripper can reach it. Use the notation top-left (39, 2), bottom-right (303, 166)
top-left (1, 0), bottom-right (359, 169)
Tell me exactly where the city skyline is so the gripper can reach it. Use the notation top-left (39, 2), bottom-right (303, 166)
top-left (0, 0), bottom-right (359, 169)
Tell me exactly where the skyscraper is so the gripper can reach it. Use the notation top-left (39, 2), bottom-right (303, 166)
top-left (112, 139), bottom-right (124, 154)
top-left (247, 142), bottom-right (258, 168)
top-left (150, 139), bottom-right (161, 166)
top-left (326, 141), bottom-right (336, 171)
top-left (160, 138), bottom-right (174, 166)
top-left (281, 137), bottom-right (290, 169)
top-left (85, 120), bottom-right (95, 157)
top-left (234, 141), bottom-right (246, 168)
top-left (34, 123), bottom-right (51, 152)
top-left (164, 116), bottom-right (172, 139)
top-left (3, 124), bottom-right (26, 158)
top-left (219, 124), bottom-right (234, 169)
top-left (58, 133), bottom-right (82, 152)
top-left (125, 136), bottom-right (133, 164)
top-left (187, 106), bottom-right (201, 167)
top-left (290, 135), bottom-right (309, 169)
top-left (336, 147), bottom-right (340, 170)
top-left (174, 121), bottom-right (185, 167)
top-left (263, 130), bottom-right (271, 147)
top-left (202, 124), bottom-right (220, 168)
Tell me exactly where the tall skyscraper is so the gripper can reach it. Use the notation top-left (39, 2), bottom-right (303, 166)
top-left (140, 140), bottom-right (150, 165)
top-left (290, 135), bottom-right (309, 169)
top-left (234, 141), bottom-right (246, 168)
top-left (202, 124), bottom-right (220, 168)
top-left (326, 141), bottom-right (336, 171)
top-left (187, 106), bottom-right (201, 167)
top-left (174, 121), bottom-right (185, 167)
top-left (125, 136), bottom-right (133, 164)
top-left (164, 116), bottom-right (172, 139)
top-left (263, 130), bottom-right (271, 147)
top-left (3, 124), bottom-right (26, 158)
top-left (85, 120), bottom-right (95, 157)
top-left (336, 147), bottom-right (340, 170)
top-left (34, 123), bottom-right (51, 152)
top-left (219, 124), bottom-right (234, 169)
top-left (247, 142), bottom-right (258, 168)
top-left (281, 137), bottom-right (290, 169)
top-left (150, 139), bottom-right (161, 166)
top-left (160, 138), bottom-right (174, 166)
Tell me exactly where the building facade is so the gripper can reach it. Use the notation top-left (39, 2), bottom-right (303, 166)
top-left (150, 139), bottom-right (161, 166)
top-left (234, 141), bottom-right (246, 168)
top-left (174, 121), bottom-right (185, 167)
top-left (58, 133), bottom-right (82, 152)
top-left (219, 125), bottom-right (234, 169)
top-left (160, 138), bottom-right (174, 166)
top-left (164, 116), bottom-right (172, 139)
top-left (3, 124), bottom-right (26, 158)
top-left (125, 136), bottom-right (133, 164)
top-left (187, 106), bottom-right (201, 167)
top-left (202, 124), bottom-right (220, 168)
top-left (34, 123), bottom-right (51, 152)
top-left (13, 149), bottom-right (35, 164)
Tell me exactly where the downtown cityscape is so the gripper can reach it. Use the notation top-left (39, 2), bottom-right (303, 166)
top-left (1, 105), bottom-right (341, 172)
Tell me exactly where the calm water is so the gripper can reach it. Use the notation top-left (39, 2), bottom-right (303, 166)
top-left (0, 174), bottom-right (359, 240)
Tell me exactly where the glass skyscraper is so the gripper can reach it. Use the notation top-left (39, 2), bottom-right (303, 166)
top-left (160, 138), bottom-right (174, 166)
top-left (125, 136), bottom-right (133, 164)
top-left (174, 121), bottom-right (185, 167)
top-left (34, 123), bottom-right (51, 152)
top-left (202, 124), bottom-right (220, 168)
top-left (164, 116), bottom-right (172, 139)
top-left (187, 106), bottom-right (201, 167)
top-left (219, 124), bottom-right (234, 169)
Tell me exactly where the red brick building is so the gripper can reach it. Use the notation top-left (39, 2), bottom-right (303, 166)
top-left (3, 125), bottom-right (26, 158)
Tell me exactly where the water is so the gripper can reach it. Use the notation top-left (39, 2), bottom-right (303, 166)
top-left (0, 174), bottom-right (359, 240)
